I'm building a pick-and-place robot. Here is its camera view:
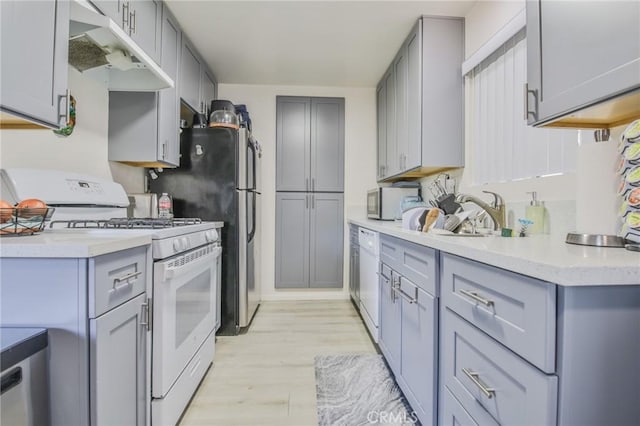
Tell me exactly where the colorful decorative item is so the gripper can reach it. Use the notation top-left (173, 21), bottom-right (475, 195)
top-left (53, 95), bottom-right (76, 136)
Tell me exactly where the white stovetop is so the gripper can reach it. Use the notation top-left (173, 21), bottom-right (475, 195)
top-left (349, 216), bottom-right (640, 287)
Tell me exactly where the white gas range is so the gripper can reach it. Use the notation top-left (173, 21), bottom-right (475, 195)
top-left (1, 168), bottom-right (222, 426)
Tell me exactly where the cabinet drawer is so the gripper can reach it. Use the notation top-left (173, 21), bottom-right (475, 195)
top-left (380, 235), bottom-right (437, 295)
top-left (443, 309), bottom-right (558, 426)
top-left (89, 246), bottom-right (148, 318)
top-left (441, 386), bottom-right (498, 426)
top-left (441, 254), bottom-right (555, 372)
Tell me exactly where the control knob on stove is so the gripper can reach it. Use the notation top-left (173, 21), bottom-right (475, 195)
top-left (181, 237), bottom-right (190, 250)
top-left (173, 239), bottom-right (183, 253)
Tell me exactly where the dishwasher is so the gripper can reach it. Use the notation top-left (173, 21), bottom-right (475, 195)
top-left (358, 228), bottom-right (380, 342)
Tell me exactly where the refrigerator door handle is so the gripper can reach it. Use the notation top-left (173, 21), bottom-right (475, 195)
top-left (248, 191), bottom-right (257, 243)
top-left (249, 140), bottom-right (257, 191)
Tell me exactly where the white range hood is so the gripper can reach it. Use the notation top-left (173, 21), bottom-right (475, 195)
top-left (69, 0), bottom-right (174, 91)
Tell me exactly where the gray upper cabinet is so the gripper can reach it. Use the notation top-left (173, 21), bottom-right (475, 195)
top-left (201, 69), bottom-right (217, 116)
top-left (0, 0), bottom-right (69, 129)
top-left (310, 98), bottom-right (345, 192)
top-left (129, 0), bottom-right (162, 64)
top-left (90, 0), bottom-right (161, 64)
top-left (275, 193), bottom-right (343, 289)
top-left (376, 81), bottom-right (387, 180)
top-left (180, 36), bottom-right (203, 112)
top-left (526, 0), bottom-right (640, 128)
top-left (276, 96), bottom-right (345, 192)
top-left (180, 36), bottom-right (217, 115)
top-left (108, 4), bottom-right (181, 167)
top-left (376, 17), bottom-right (464, 181)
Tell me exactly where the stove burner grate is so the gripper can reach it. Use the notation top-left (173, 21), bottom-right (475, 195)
top-left (50, 218), bottom-right (203, 229)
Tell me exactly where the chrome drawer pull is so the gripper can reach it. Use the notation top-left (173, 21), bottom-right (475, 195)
top-left (392, 284), bottom-right (418, 304)
top-left (459, 289), bottom-right (494, 307)
top-left (112, 270), bottom-right (142, 289)
top-left (462, 368), bottom-right (495, 399)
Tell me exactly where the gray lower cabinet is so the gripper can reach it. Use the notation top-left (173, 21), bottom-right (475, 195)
top-left (0, 0), bottom-right (69, 129)
top-left (440, 252), bottom-right (640, 426)
top-left (0, 245), bottom-right (151, 426)
top-left (108, 3), bottom-right (181, 167)
top-left (90, 293), bottom-right (147, 426)
top-left (275, 193), bottom-right (343, 289)
top-left (376, 16), bottom-right (464, 181)
top-left (377, 234), bottom-right (438, 426)
top-left (526, 0), bottom-right (640, 127)
top-left (276, 96), bottom-right (345, 192)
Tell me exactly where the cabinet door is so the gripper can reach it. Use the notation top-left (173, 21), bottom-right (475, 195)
top-left (90, 293), bottom-right (147, 426)
top-left (310, 98), bottom-right (345, 192)
top-left (129, 0), bottom-right (162, 64)
top-left (394, 46), bottom-right (408, 174)
top-left (275, 192), bottom-right (310, 288)
top-left (378, 266), bottom-right (401, 374)
top-left (276, 97), bottom-right (311, 191)
top-left (376, 82), bottom-right (387, 180)
top-left (201, 69), bottom-right (217, 117)
top-left (90, 0), bottom-right (123, 24)
top-left (180, 37), bottom-right (202, 112)
top-left (0, 0), bottom-right (69, 129)
top-left (309, 193), bottom-right (344, 288)
top-left (527, 0), bottom-right (640, 125)
top-left (406, 22), bottom-right (422, 170)
top-left (384, 67), bottom-right (397, 177)
top-left (157, 4), bottom-right (181, 166)
top-left (108, 92), bottom-right (159, 163)
top-left (400, 278), bottom-right (437, 426)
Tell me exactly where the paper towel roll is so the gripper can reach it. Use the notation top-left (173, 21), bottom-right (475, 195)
top-left (575, 130), bottom-right (620, 235)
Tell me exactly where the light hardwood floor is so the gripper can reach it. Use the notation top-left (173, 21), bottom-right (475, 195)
top-left (179, 300), bottom-right (377, 426)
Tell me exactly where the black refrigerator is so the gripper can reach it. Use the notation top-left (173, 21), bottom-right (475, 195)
top-left (150, 127), bottom-right (261, 335)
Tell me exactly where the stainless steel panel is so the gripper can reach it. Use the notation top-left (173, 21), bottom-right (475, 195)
top-left (237, 189), bottom-right (248, 326)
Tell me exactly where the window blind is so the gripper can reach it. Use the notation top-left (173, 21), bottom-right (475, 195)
top-left (466, 29), bottom-right (577, 186)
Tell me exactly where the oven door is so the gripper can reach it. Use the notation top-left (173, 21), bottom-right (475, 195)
top-left (152, 243), bottom-right (221, 398)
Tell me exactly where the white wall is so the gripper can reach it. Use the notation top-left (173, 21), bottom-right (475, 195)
top-left (218, 84), bottom-right (377, 301)
top-left (0, 67), bottom-right (145, 192)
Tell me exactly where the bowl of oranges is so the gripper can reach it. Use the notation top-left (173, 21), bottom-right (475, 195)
top-left (0, 199), bottom-right (55, 236)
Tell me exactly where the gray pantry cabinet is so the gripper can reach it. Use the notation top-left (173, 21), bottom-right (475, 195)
top-left (275, 192), bottom-right (344, 289)
top-left (0, 0), bottom-right (69, 129)
top-left (90, 0), bottom-right (162, 63)
top-left (440, 253), bottom-right (640, 425)
top-left (108, 3), bottom-right (182, 167)
top-left (378, 235), bottom-right (438, 426)
top-left (180, 35), bottom-right (217, 115)
top-left (0, 246), bottom-right (152, 426)
top-left (377, 17), bottom-right (464, 181)
top-left (276, 96), bottom-right (345, 192)
top-left (526, 0), bottom-right (640, 127)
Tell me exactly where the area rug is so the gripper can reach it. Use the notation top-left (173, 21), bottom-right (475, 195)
top-left (314, 354), bottom-right (419, 426)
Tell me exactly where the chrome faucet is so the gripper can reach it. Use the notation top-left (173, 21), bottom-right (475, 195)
top-left (454, 191), bottom-right (506, 231)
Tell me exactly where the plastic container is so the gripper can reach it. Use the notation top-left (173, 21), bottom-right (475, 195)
top-left (158, 193), bottom-right (173, 219)
top-left (525, 191), bottom-right (546, 234)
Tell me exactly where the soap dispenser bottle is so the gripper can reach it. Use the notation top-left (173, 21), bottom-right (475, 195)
top-left (525, 191), bottom-right (546, 234)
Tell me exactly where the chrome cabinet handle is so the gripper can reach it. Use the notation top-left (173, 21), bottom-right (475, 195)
top-left (523, 83), bottom-right (538, 121)
top-left (130, 10), bottom-right (136, 34)
top-left (462, 368), bottom-right (495, 399)
top-left (112, 270), bottom-right (142, 290)
top-left (122, 1), bottom-right (129, 29)
top-left (162, 142), bottom-right (167, 160)
top-left (306, 178), bottom-right (309, 191)
top-left (459, 289), bottom-right (494, 307)
top-left (392, 282), bottom-right (418, 304)
top-left (305, 194), bottom-right (309, 209)
top-left (311, 194), bottom-right (315, 209)
top-left (57, 90), bottom-right (69, 127)
top-left (312, 178), bottom-right (315, 192)
top-left (139, 298), bottom-right (151, 332)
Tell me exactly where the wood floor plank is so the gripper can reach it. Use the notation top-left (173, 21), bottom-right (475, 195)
top-left (178, 300), bottom-right (376, 426)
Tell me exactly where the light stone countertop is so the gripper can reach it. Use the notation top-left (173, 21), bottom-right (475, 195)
top-left (349, 216), bottom-right (640, 286)
top-left (0, 229), bottom-right (152, 258)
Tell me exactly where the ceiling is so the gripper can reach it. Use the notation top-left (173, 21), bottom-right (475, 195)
top-left (165, 1), bottom-right (476, 88)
